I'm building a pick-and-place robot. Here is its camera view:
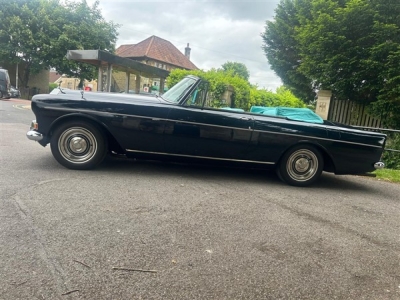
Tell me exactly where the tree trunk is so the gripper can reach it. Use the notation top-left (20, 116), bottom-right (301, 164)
top-left (21, 62), bottom-right (31, 89)
top-left (20, 62), bottom-right (32, 99)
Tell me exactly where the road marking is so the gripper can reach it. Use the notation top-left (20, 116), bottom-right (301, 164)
top-left (13, 104), bottom-right (31, 110)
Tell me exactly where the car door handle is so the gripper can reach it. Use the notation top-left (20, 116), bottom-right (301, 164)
top-left (240, 117), bottom-right (251, 120)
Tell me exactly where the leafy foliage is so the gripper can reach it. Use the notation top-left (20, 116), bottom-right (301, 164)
top-left (49, 82), bottom-right (58, 91)
top-left (261, 0), bottom-right (315, 103)
top-left (262, 0), bottom-right (400, 126)
top-left (382, 132), bottom-right (400, 170)
top-left (167, 69), bottom-right (305, 111)
top-left (0, 0), bottom-right (119, 88)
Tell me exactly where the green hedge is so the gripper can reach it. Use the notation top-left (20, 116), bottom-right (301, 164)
top-left (382, 132), bottom-right (400, 170)
top-left (167, 69), bottom-right (306, 111)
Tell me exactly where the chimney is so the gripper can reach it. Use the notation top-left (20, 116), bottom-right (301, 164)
top-left (184, 43), bottom-right (191, 60)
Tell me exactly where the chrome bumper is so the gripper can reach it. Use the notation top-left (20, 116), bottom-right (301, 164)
top-left (374, 162), bottom-right (385, 169)
top-left (27, 120), bottom-right (43, 142)
top-left (26, 130), bottom-right (43, 142)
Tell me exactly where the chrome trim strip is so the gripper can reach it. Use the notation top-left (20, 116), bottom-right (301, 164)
top-left (171, 120), bottom-right (252, 131)
top-left (43, 106), bottom-right (253, 131)
top-left (253, 129), bottom-right (383, 149)
top-left (43, 106), bottom-right (383, 148)
top-left (26, 130), bottom-right (43, 141)
top-left (43, 106), bottom-right (111, 117)
top-left (126, 149), bottom-right (276, 165)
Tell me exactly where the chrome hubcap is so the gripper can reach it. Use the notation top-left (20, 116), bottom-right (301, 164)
top-left (69, 136), bottom-right (88, 153)
top-left (287, 149), bottom-right (318, 182)
top-left (58, 127), bottom-right (97, 164)
top-left (295, 157), bottom-right (310, 172)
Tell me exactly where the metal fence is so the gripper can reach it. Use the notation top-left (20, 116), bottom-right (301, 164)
top-left (353, 126), bottom-right (400, 154)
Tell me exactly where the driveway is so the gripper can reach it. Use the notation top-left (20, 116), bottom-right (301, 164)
top-left (1, 100), bottom-right (400, 299)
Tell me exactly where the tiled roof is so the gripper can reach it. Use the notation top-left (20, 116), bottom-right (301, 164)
top-left (116, 44), bottom-right (134, 56)
top-left (49, 71), bottom-right (62, 83)
top-left (116, 36), bottom-right (197, 70)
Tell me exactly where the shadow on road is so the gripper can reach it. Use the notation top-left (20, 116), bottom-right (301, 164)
top-left (27, 150), bottom-right (384, 194)
top-left (93, 154), bottom-right (377, 192)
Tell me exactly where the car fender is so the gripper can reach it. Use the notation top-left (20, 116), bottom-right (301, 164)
top-left (278, 139), bottom-right (337, 173)
top-left (47, 112), bottom-right (123, 151)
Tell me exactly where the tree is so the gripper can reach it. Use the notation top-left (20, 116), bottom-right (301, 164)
top-left (261, 0), bottom-right (315, 103)
top-left (220, 61), bottom-right (250, 81)
top-left (0, 0), bottom-right (119, 88)
top-left (262, 0), bottom-right (400, 127)
top-left (296, 0), bottom-right (381, 103)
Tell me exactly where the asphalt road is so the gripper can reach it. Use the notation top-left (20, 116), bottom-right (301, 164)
top-left (1, 98), bottom-right (400, 300)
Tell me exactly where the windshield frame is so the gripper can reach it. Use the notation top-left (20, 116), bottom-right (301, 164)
top-left (161, 76), bottom-right (200, 104)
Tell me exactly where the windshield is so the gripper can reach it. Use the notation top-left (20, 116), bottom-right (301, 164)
top-left (161, 77), bottom-right (197, 103)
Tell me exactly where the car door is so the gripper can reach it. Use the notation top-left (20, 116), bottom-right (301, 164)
top-left (163, 84), bottom-right (254, 161)
top-left (98, 100), bottom-right (172, 154)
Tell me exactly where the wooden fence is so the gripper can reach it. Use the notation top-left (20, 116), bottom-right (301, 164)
top-left (326, 99), bottom-right (400, 160)
top-left (328, 99), bottom-right (382, 128)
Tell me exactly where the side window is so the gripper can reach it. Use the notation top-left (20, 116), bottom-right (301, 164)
top-left (183, 82), bottom-right (209, 108)
top-left (185, 88), bottom-right (201, 107)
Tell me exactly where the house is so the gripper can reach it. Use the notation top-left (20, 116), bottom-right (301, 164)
top-left (49, 70), bottom-right (98, 91)
top-left (112, 35), bottom-right (197, 93)
top-left (50, 35), bottom-right (197, 94)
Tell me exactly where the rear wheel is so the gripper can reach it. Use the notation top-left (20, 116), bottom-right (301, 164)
top-left (50, 121), bottom-right (107, 170)
top-left (277, 145), bottom-right (324, 187)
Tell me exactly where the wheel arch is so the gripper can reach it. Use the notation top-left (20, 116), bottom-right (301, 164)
top-left (48, 113), bottom-right (125, 154)
top-left (277, 140), bottom-right (337, 173)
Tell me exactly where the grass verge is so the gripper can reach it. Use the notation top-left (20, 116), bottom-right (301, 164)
top-left (373, 169), bottom-right (400, 183)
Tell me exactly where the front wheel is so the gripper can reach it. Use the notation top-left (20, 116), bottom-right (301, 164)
top-left (277, 145), bottom-right (324, 187)
top-left (50, 121), bottom-right (108, 170)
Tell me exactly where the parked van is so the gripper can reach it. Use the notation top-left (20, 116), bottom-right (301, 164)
top-left (0, 68), bottom-right (11, 99)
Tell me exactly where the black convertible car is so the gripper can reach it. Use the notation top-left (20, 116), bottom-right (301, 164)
top-left (27, 75), bottom-right (386, 186)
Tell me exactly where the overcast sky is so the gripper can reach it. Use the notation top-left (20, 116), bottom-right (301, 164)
top-left (89, 0), bottom-right (282, 90)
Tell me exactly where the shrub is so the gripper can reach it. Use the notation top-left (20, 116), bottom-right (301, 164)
top-left (166, 69), bottom-right (306, 111)
top-left (49, 83), bottom-right (58, 91)
top-left (382, 132), bottom-right (400, 170)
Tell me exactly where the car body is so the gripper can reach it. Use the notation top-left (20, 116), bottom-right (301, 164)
top-left (119, 89), bottom-right (157, 96)
top-left (26, 75), bottom-right (386, 186)
top-left (9, 86), bottom-right (20, 98)
top-left (0, 68), bottom-right (11, 99)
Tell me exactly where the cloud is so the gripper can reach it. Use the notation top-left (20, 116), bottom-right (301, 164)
top-left (203, 0), bottom-right (280, 21)
top-left (89, 0), bottom-right (282, 90)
